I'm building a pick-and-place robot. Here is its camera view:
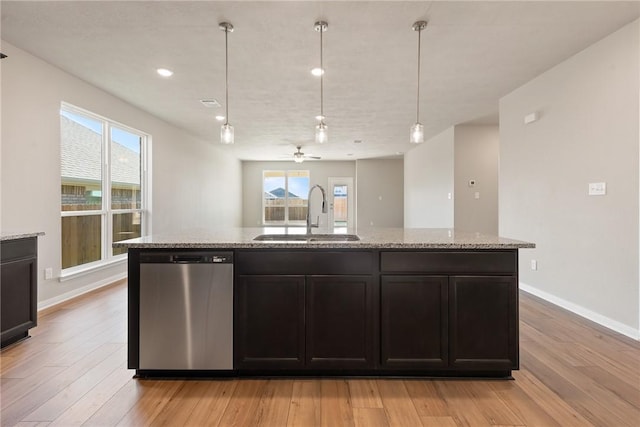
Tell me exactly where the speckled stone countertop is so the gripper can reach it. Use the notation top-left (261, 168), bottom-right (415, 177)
top-left (0, 231), bottom-right (45, 242)
top-left (113, 228), bottom-right (534, 250)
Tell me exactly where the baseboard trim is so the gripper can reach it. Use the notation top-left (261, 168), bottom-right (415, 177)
top-left (520, 282), bottom-right (640, 341)
top-left (38, 272), bottom-right (127, 312)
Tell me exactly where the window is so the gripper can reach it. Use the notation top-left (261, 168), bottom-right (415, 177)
top-left (263, 170), bottom-right (310, 225)
top-left (60, 103), bottom-right (148, 271)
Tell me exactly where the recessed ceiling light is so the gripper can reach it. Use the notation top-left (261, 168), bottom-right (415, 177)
top-left (215, 115), bottom-right (225, 121)
top-left (156, 68), bottom-right (173, 77)
top-left (200, 99), bottom-right (221, 108)
top-left (311, 68), bottom-right (324, 76)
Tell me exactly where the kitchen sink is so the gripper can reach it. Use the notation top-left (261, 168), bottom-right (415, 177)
top-left (253, 234), bottom-right (360, 242)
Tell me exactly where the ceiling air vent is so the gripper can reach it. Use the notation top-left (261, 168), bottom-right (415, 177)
top-left (200, 99), bottom-right (221, 108)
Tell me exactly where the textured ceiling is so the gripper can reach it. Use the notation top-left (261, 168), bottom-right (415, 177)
top-left (2, 1), bottom-right (639, 161)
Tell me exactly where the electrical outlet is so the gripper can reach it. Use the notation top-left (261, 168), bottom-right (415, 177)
top-left (45, 267), bottom-right (53, 279)
top-left (588, 182), bottom-right (606, 196)
top-left (530, 260), bottom-right (537, 271)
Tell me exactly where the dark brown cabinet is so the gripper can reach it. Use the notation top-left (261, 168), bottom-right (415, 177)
top-left (380, 275), bottom-right (448, 369)
top-left (306, 275), bottom-right (374, 369)
top-left (1, 237), bottom-right (38, 348)
top-left (235, 274), bottom-right (375, 371)
top-left (379, 251), bottom-right (519, 375)
top-left (449, 275), bottom-right (518, 370)
top-left (234, 275), bottom-right (305, 369)
top-left (234, 250), bottom-right (375, 372)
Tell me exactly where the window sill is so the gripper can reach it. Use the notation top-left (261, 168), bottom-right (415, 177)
top-left (59, 256), bottom-right (127, 282)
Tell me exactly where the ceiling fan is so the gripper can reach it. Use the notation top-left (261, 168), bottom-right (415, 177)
top-left (287, 146), bottom-right (321, 163)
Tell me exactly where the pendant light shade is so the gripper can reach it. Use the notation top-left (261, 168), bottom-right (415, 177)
top-left (410, 123), bottom-right (424, 144)
top-left (314, 21), bottom-right (328, 144)
top-left (220, 123), bottom-right (234, 144)
top-left (219, 22), bottom-right (234, 144)
top-left (410, 20), bottom-right (427, 144)
top-left (315, 122), bottom-right (328, 144)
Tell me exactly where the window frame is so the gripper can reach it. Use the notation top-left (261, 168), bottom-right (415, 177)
top-left (262, 170), bottom-right (310, 226)
top-left (60, 102), bottom-right (150, 277)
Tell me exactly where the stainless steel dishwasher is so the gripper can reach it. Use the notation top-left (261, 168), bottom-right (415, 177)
top-left (138, 251), bottom-right (233, 370)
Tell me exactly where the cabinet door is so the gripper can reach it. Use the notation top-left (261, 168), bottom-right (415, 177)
top-left (306, 275), bottom-right (374, 369)
top-left (381, 276), bottom-right (448, 369)
top-left (1, 257), bottom-right (37, 345)
top-left (449, 276), bottom-right (518, 371)
top-left (235, 275), bottom-right (305, 369)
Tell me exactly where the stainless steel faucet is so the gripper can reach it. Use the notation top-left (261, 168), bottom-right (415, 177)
top-left (306, 184), bottom-right (327, 234)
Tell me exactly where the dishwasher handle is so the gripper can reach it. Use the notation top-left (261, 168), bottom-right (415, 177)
top-left (171, 255), bottom-right (207, 263)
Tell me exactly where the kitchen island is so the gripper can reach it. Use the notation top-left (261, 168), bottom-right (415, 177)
top-left (115, 228), bottom-right (534, 378)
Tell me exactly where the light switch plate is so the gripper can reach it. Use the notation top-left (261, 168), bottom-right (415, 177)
top-left (588, 182), bottom-right (606, 196)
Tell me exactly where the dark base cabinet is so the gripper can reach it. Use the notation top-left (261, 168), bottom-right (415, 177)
top-left (306, 275), bottom-right (374, 369)
top-left (449, 276), bottom-right (518, 370)
top-left (235, 275), bottom-right (305, 369)
top-left (380, 276), bottom-right (448, 369)
top-left (1, 238), bottom-right (38, 348)
top-left (379, 251), bottom-right (519, 374)
top-left (234, 251), bottom-right (375, 372)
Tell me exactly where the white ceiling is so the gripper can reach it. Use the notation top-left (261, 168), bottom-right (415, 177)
top-left (2, 1), bottom-right (639, 161)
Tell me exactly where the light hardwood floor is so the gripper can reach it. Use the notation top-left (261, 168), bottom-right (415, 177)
top-left (1, 280), bottom-right (639, 426)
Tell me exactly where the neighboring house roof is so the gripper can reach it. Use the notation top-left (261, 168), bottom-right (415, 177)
top-left (267, 187), bottom-right (299, 199)
top-left (60, 115), bottom-right (140, 185)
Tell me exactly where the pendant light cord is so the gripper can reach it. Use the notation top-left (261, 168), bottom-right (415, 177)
top-left (224, 26), bottom-right (229, 126)
top-left (416, 26), bottom-right (421, 123)
top-left (320, 25), bottom-right (324, 119)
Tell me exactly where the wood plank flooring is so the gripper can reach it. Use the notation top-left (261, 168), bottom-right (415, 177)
top-left (1, 280), bottom-right (639, 426)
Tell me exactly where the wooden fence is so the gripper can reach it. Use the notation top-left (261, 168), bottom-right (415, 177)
top-left (61, 212), bottom-right (140, 269)
top-left (264, 197), bottom-right (348, 224)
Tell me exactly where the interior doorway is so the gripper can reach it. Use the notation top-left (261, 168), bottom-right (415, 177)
top-left (327, 177), bottom-right (355, 230)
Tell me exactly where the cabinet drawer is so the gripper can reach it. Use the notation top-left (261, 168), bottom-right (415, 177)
top-left (380, 251), bottom-right (516, 274)
top-left (236, 250), bottom-right (373, 275)
top-left (1, 238), bottom-right (37, 262)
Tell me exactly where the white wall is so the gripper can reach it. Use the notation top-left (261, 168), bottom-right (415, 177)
top-left (499, 20), bottom-right (640, 337)
top-left (454, 125), bottom-right (499, 234)
top-left (1, 42), bottom-right (242, 307)
top-left (241, 161), bottom-right (355, 227)
top-left (404, 127), bottom-right (455, 228)
top-left (356, 159), bottom-right (404, 228)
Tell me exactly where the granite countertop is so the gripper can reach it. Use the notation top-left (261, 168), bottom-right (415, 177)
top-left (0, 231), bottom-right (45, 242)
top-left (113, 227), bottom-right (534, 250)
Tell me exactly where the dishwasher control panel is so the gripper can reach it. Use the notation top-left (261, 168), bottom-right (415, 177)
top-left (139, 252), bottom-right (233, 264)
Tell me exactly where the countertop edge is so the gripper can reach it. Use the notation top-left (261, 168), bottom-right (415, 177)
top-left (1, 232), bottom-right (45, 242)
top-left (113, 242), bottom-right (535, 249)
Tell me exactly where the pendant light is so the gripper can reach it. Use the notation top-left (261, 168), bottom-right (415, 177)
top-left (314, 21), bottom-right (328, 144)
top-left (220, 22), bottom-right (234, 144)
top-left (410, 20), bottom-right (427, 144)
